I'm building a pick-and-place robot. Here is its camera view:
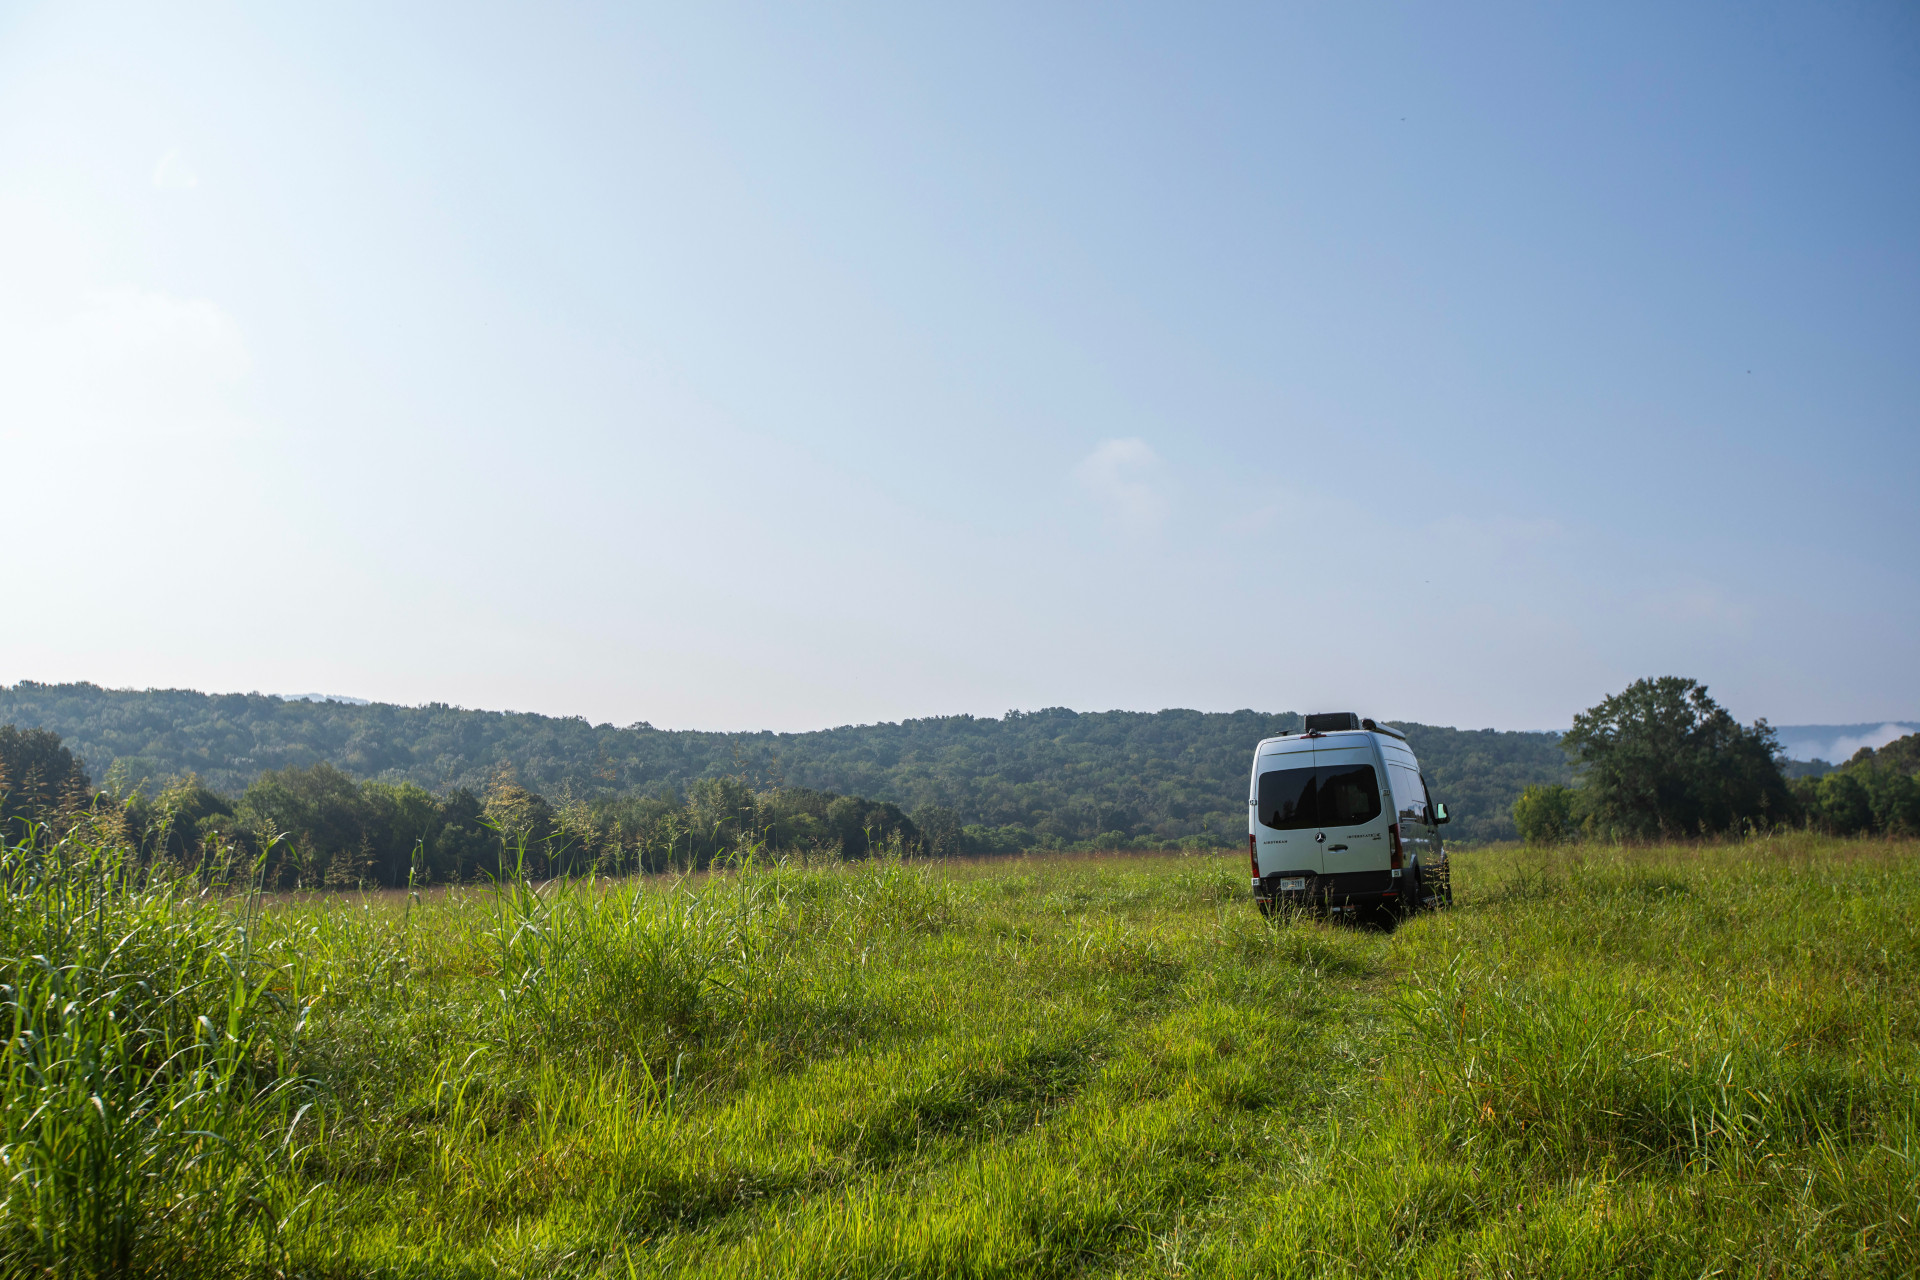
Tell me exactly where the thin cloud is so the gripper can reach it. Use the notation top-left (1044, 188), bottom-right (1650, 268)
top-left (1072, 437), bottom-right (1167, 530)
top-left (153, 150), bottom-right (198, 190)
top-left (1820, 724), bottom-right (1912, 763)
top-left (1640, 584), bottom-right (1754, 632)
top-left (0, 286), bottom-right (250, 449)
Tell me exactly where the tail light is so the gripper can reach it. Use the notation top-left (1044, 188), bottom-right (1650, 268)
top-left (1249, 833), bottom-right (1260, 882)
top-left (1388, 823), bottom-right (1404, 869)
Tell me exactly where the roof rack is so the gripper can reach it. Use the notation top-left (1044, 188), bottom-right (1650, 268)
top-left (1272, 714), bottom-right (1407, 743)
top-left (1361, 717), bottom-right (1407, 741)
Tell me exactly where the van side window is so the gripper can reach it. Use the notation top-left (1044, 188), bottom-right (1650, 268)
top-left (1388, 763), bottom-right (1427, 822)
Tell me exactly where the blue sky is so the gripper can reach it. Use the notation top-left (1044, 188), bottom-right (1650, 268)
top-left (2, 2), bottom-right (1915, 731)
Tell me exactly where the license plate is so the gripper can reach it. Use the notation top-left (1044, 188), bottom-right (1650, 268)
top-left (1279, 877), bottom-right (1306, 892)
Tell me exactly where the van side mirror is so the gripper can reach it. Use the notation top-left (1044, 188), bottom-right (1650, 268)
top-left (1433, 802), bottom-right (1450, 825)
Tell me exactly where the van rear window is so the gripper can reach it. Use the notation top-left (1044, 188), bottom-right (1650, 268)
top-left (1256, 765), bottom-right (1383, 830)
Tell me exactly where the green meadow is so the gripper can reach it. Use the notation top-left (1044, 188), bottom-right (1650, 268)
top-left (3, 834), bottom-right (1916, 1277)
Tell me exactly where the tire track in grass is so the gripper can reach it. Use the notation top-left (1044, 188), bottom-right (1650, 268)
top-left (650, 894), bottom-right (1401, 1277)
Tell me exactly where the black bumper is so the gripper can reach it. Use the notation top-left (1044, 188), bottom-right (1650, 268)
top-left (1254, 869), bottom-right (1401, 908)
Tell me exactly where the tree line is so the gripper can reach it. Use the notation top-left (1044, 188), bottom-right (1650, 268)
top-left (0, 683), bottom-right (1571, 844)
top-left (1787, 732), bottom-right (1920, 836)
top-left (1511, 677), bottom-right (1920, 842)
top-left (20, 678), bottom-right (1905, 854)
top-left (0, 725), bottom-right (959, 887)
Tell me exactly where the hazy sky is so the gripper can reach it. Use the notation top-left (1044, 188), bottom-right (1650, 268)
top-left (3, 2), bottom-right (1916, 732)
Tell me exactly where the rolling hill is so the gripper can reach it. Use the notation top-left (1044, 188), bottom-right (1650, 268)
top-left (4, 681), bottom-right (1573, 844)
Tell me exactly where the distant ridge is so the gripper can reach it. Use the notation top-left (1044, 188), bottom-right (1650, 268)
top-left (0, 680), bottom-right (1578, 843)
top-left (6, 682), bottom-right (1905, 842)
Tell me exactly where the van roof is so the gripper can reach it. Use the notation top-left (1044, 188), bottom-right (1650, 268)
top-left (1256, 718), bottom-right (1406, 746)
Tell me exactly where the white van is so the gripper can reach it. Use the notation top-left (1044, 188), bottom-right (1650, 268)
top-left (1248, 712), bottom-right (1451, 915)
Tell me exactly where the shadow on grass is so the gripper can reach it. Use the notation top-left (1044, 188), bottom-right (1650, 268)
top-left (843, 1031), bottom-right (1106, 1163)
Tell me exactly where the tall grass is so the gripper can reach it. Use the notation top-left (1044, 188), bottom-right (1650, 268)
top-left (2, 831), bottom-right (1915, 1276)
top-left (0, 830), bottom-right (313, 1276)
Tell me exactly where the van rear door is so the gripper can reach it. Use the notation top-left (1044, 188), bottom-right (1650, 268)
top-left (1253, 744), bottom-right (1319, 876)
top-left (1312, 737), bottom-right (1390, 876)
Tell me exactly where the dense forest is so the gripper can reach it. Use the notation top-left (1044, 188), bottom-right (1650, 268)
top-left (0, 682), bottom-right (1569, 845)
top-left (0, 724), bottom-right (924, 888)
top-left (1790, 731), bottom-right (1920, 836)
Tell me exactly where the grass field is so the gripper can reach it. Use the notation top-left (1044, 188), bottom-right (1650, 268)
top-left (3, 833), bottom-right (1916, 1277)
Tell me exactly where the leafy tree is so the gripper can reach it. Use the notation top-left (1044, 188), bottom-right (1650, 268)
top-left (425, 789), bottom-right (499, 881)
top-left (361, 781), bottom-right (445, 885)
top-left (961, 824), bottom-right (1033, 855)
top-left (1865, 732), bottom-right (1920, 777)
top-left (1792, 733), bottom-right (1920, 836)
top-left (753, 787), bottom-right (837, 853)
top-left (1511, 783), bottom-right (1576, 845)
top-left (237, 762), bottom-right (374, 887)
top-left (1562, 677), bottom-right (1792, 839)
top-left (132, 774), bottom-right (234, 861)
top-left (0, 724), bottom-right (92, 836)
top-left (912, 805), bottom-right (964, 858)
top-left (751, 786), bottom-right (919, 858)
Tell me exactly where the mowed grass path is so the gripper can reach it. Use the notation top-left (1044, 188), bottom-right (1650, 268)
top-left (6, 837), bottom-right (1918, 1276)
